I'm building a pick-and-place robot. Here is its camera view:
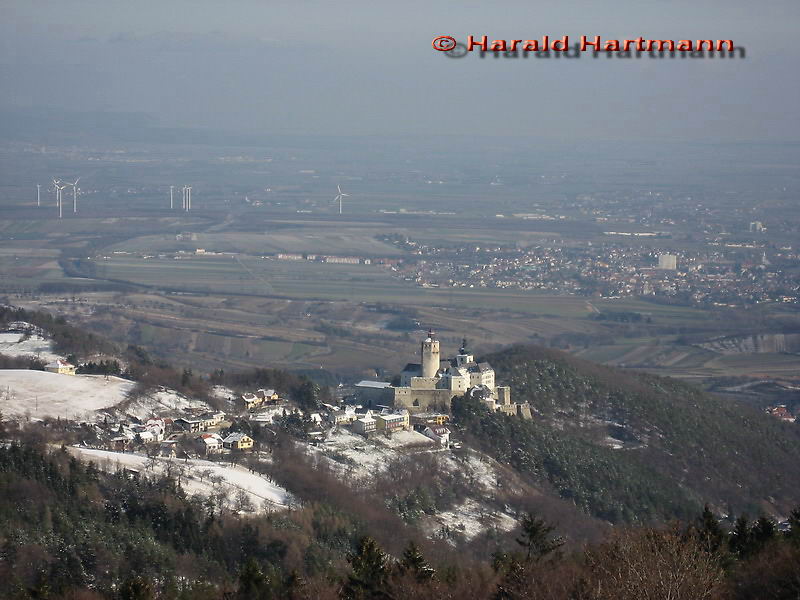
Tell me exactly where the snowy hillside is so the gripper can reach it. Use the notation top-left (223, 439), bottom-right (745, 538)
top-left (308, 428), bottom-right (520, 542)
top-left (0, 370), bottom-right (135, 420)
top-left (68, 447), bottom-right (293, 511)
top-left (0, 331), bottom-right (63, 363)
top-left (114, 387), bottom-right (214, 420)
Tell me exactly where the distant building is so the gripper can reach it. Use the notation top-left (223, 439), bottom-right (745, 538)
top-left (766, 405), bottom-right (796, 423)
top-left (199, 411), bottom-right (226, 428)
top-left (375, 410), bottom-right (408, 432)
top-left (195, 433), bottom-right (224, 454)
top-left (222, 432), bottom-right (254, 451)
top-left (242, 392), bottom-right (262, 410)
top-left (323, 256), bottom-right (360, 264)
top-left (328, 405), bottom-right (358, 426)
top-left (355, 380), bottom-right (394, 405)
top-left (411, 412), bottom-right (450, 427)
top-left (45, 360), bottom-right (76, 375)
top-left (749, 221), bottom-right (765, 233)
top-left (257, 388), bottom-right (279, 402)
top-left (422, 425), bottom-right (451, 447)
top-left (657, 254), bottom-right (677, 270)
top-left (174, 417), bottom-right (204, 433)
top-left (352, 414), bottom-right (377, 436)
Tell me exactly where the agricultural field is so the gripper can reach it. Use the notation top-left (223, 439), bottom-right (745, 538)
top-left (0, 197), bottom-right (796, 387)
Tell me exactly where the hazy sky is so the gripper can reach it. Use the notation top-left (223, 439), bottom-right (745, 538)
top-left (2, 0), bottom-right (798, 141)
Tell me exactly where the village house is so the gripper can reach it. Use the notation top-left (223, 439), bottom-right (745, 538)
top-left (144, 418), bottom-right (166, 440)
top-left (199, 411), bottom-right (226, 429)
top-left (132, 428), bottom-right (157, 444)
top-left (222, 432), bottom-right (254, 451)
top-left (195, 433), bottom-right (224, 454)
top-left (422, 425), bottom-right (451, 447)
top-left (110, 436), bottom-right (130, 452)
top-left (174, 417), bottom-right (204, 433)
top-left (411, 412), bottom-right (450, 427)
top-left (352, 414), bottom-right (376, 436)
top-left (329, 406), bottom-right (358, 426)
top-left (375, 409), bottom-right (410, 433)
top-left (257, 388), bottom-right (280, 402)
top-left (45, 359), bottom-right (76, 375)
top-left (242, 392), bottom-right (262, 409)
top-left (160, 439), bottom-right (178, 457)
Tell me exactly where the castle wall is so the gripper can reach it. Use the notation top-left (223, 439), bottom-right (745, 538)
top-left (409, 376), bottom-right (439, 390)
top-left (393, 387), bottom-right (453, 412)
top-left (495, 386), bottom-right (512, 406)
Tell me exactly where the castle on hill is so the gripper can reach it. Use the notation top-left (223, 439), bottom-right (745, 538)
top-left (357, 330), bottom-right (531, 418)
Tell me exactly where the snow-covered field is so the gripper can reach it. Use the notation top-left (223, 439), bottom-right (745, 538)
top-left (0, 370), bottom-right (136, 420)
top-left (68, 447), bottom-right (293, 511)
top-left (0, 332), bottom-right (63, 363)
top-left (118, 388), bottom-right (213, 420)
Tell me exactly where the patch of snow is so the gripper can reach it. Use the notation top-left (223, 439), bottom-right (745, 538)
top-left (0, 370), bottom-right (135, 420)
top-left (0, 333), bottom-right (63, 363)
top-left (429, 498), bottom-right (518, 542)
top-left (211, 385), bottom-right (236, 400)
top-left (119, 388), bottom-right (213, 420)
top-left (374, 429), bottom-right (435, 449)
top-left (67, 447), bottom-right (293, 511)
top-left (307, 428), bottom-right (434, 480)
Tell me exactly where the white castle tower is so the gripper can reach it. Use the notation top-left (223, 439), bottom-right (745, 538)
top-left (421, 329), bottom-right (440, 378)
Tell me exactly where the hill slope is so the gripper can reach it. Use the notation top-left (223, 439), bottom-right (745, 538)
top-left (456, 345), bottom-right (800, 523)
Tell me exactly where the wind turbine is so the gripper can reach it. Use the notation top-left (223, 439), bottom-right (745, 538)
top-left (36, 184), bottom-right (41, 207)
top-left (52, 179), bottom-right (68, 219)
top-left (186, 186), bottom-right (192, 211)
top-left (67, 178), bottom-right (80, 213)
top-left (169, 185), bottom-right (174, 210)
top-left (334, 184), bottom-right (350, 215)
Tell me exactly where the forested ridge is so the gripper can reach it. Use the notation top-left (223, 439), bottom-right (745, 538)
top-left (1, 439), bottom-right (799, 599)
top-left (465, 345), bottom-right (800, 523)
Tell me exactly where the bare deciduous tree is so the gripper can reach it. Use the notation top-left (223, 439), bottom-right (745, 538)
top-left (583, 527), bottom-right (725, 600)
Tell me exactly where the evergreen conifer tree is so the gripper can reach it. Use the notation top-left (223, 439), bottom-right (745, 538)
top-left (515, 513), bottom-right (564, 562)
top-left (696, 504), bottom-right (726, 553)
top-left (399, 540), bottom-right (435, 582)
top-left (343, 536), bottom-right (391, 599)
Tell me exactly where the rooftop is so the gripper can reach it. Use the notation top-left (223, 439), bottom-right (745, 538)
top-left (355, 380), bottom-right (393, 389)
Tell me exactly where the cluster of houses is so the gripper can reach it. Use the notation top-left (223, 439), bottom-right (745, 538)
top-left (96, 407), bottom-right (254, 458)
top-left (76, 374), bottom-right (460, 461)
top-left (765, 404), bottom-right (798, 423)
top-left (241, 388), bottom-right (281, 410)
top-left (320, 403), bottom-right (453, 447)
